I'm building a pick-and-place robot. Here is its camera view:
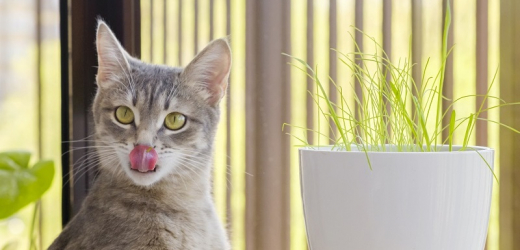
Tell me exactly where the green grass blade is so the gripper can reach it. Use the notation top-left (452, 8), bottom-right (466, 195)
top-left (449, 110), bottom-right (456, 151)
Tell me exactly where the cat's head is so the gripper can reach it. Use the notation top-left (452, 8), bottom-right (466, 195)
top-left (92, 21), bottom-right (231, 187)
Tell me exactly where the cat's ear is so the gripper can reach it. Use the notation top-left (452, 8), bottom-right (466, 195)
top-left (96, 20), bottom-right (131, 87)
top-left (181, 38), bottom-right (231, 106)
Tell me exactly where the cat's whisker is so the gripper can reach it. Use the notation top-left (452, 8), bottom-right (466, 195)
top-left (177, 158), bottom-right (206, 180)
top-left (63, 150), bottom-right (118, 185)
top-left (160, 151), bottom-right (252, 178)
top-left (64, 154), bottom-right (117, 184)
top-left (175, 148), bottom-right (231, 160)
top-left (159, 153), bottom-right (206, 179)
top-left (175, 162), bottom-right (199, 185)
top-left (169, 158), bottom-right (190, 191)
top-left (61, 134), bottom-right (97, 143)
top-left (69, 149), bottom-right (115, 170)
top-left (161, 147), bottom-right (216, 157)
top-left (62, 134), bottom-right (124, 151)
top-left (62, 146), bottom-right (118, 157)
top-left (69, 155), bottom-right (119, 187)
top-left (178, 155), bottom-right (207, 169)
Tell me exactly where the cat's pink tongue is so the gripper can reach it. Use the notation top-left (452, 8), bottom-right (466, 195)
top-left (129, 145), bottom-right (158, 173)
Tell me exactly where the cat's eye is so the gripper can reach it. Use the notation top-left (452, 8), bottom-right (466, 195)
top-left (115, 106), bottom-right (134, 124)
top-left (164, 112), bottom-right (186, 130)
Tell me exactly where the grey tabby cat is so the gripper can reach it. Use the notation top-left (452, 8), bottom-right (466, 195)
top-left (49, 21), bottom-right (231, 250)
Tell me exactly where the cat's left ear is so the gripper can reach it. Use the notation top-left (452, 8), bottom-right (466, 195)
top-left (96, 20), bottom-right (132, 88)
top-left (181, 38), bottom-right (231, 106)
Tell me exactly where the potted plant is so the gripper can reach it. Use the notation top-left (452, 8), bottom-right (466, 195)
top-left (0, 151), bottom-right (54, 250)
top-left (287, 4), bottom-right (518, 250)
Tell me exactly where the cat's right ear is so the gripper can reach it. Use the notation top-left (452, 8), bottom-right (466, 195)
top-left (96, 20), bottom-right (131, 88)
top-left (181, 38), bottom-right (231, 106)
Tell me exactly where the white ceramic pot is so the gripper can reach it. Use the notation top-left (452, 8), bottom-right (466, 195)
top-left (300, 145), bottom-right (494, 250)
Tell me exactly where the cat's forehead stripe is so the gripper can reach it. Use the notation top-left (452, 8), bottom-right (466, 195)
top-left (148, 84), bottom-right (155, 109)
top-left (164, 84), bottom-right (179, 110)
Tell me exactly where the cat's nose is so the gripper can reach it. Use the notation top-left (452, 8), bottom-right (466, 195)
top-left (129, 144), bottom-right (158, 173)
top-left (135, 129), bottom-right (155, 146)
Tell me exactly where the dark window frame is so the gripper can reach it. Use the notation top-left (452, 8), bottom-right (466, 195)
top-left (59, 0), bottom-right (140, 225)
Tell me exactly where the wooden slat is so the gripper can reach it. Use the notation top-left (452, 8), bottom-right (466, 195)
top-left (226, 0), bottom-right (231, 35)
top-left (411, 0), bottom-right (422, 123)
top-left (354, 0), bottom-right (363, 119)
top-left (476, 2), bottom-right (489, 249)
top-left (382, 0), bottom-right (392, 63)
top-left (499, 1), bottom-right (520, 249)
top-left (209, 0), bottom-right (214, 40)
top-left (306, 0), bottom-right (314, 144)
top-left (122, 0), bottom-right (141, 57)
top-left (178, 0), bottom-right (182, 64)
top-left (476, 1), bottom-right (489, 247)
top-left (36, 0), bottom-right (43, 246)
top-left (150, 0), bottom-right (153, 62)
top-left (163, 0), bottom-right (167, 64)
top-left (245, 0), bottom-right (291, 249)
top-left (441, 0), bottom-right (454, 142)
top-left (476, 0), bottom-right (488, 147)
top-left (329, 0), bottom-right (337, 143)
top-left (194, 0), bottom-right (199, 54)
top-left (383, 0), bottom-right (392, 137)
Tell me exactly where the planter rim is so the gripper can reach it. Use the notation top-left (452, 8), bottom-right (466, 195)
top-left (299, 144), bottom-right (493, 154)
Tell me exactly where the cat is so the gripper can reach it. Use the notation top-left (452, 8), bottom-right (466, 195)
top-left (48, 20), bottom-right (231, 250)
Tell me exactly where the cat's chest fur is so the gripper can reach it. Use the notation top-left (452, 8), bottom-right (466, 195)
top-left (48, 175), bottom-right (229, 250)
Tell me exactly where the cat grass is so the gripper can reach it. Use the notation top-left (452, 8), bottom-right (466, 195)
top-left (284, 2), bottom-right (519, 182)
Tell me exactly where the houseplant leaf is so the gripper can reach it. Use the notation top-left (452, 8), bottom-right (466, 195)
top-left (0, 151), bottom-right (54, 219)
top-left (0, 151), bottom-right (31, 169)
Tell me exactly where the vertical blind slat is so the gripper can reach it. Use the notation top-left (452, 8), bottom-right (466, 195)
top-left (35, 0), bottom-right (44, 247)
top-left (306, 0), bottom-right (314, 145)
top-left (329, 0), bottom-right (337, 143)
top-left (210, 0), bottom-right (214, 40)
top-left (178, 0), bottom-right (182, 64)
top-left (382, 0), bottom-right (392, 137)
top-left (163, 0), bottom-right (167, 64)
top-left (441, 0), bottom-right (454, 142)
top-left (499, 0), bottom-right (520, 248)
top-left (150, 0), bottom-right (153, 62)
top-left (476, 0), bottom-right (488, 147)
top-left (411, 0), bottom-right (422, 118)
top-left (245, 0), bottom-right (291, 249)
top-left (194, 0), bottom-right (198, 54)
top-left (354, 0), bottom-right (363, 119)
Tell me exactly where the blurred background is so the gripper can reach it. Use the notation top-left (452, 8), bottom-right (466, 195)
top-left (0, 0), bottom-right (519, 250)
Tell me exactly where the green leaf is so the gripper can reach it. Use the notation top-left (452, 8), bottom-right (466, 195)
top-left (449, 110), bottom-right (456, 151)
top-left (0, 153), bottom-right (54, 219)
top-left (0, 151), bottom-right (31, 169)
top-left (462, 114), bottom-right (475, 150)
